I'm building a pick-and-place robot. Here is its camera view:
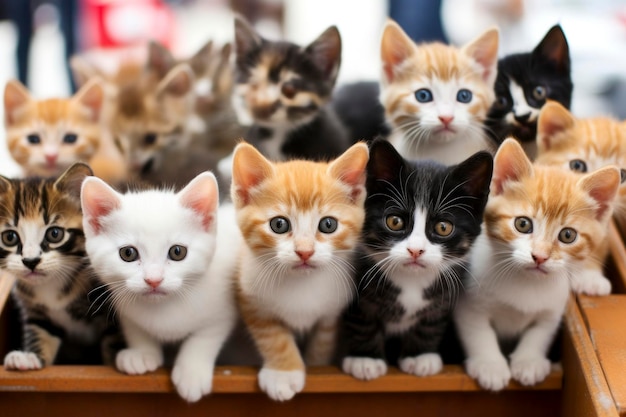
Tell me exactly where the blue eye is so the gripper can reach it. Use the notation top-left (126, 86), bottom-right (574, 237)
top-left (456, 89), bottom-right (472, 103)
top-left (414, 89), bottom-right (433, 103)
top-left (63, 133), bottom-right (77, 144)
top-left (26, 134), bottom-right (41, 144)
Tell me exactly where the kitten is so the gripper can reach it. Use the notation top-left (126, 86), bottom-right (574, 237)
top-left (3, 78), bottom-right (127, 184)
top-left (231, 141), bottom-right (368, 401)
top-left (223, 16), bottom-right (350, 169)
top-left (1, 163), bottom-right (118, 370)
top-left (81, 171), bottom-right (239, 403)
top-left (454, 139), bottom-right (619, 391)
top-left (535, 100), bottom-right (626, 295)
top-left (380, 19), bottom-right (499, 165)
top-left (485, 24), bottom-right (572, 159)
top-left (341, 140), bottom-right (492, 381)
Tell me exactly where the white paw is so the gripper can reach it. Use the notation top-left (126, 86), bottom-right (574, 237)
top-left (115, 348), bottom-right (163, 375)
top-left (3, 351), bottom-right (43, 370)
top-left (510, 355), bottom-right (551, 386)
top-left (258, 368), bottom-right (305, 401)
top-left (171, 363), bottom-right (214, 403)
top-left (570, 269), bottom-right (611, 296)
top-left (399, 353), bottom-right (443, 377)
top-left (342, 356), bottom-right (387, 381)
top-left (466, 357), bottom-right (511, 391)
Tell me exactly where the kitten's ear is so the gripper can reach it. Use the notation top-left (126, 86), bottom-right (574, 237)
top-left (54, 162), bottom-right (94, 201)
top-left (533, 24), bottom-right (570, 74)
top-left (146, 40), bottom-right (176, 77)
top-left (156, 63), bottom-right (194, 98)
top-left (537, 100), bottom-right (575, 152)
top-left (578, 165), bottom-right (620, 221)
top-left (234, 15), bottom-right (262, 66)
top-left (4, 79), bottom-right (31, 126)
top-left (81, 177), bottom-right (122, 235)
top-left (462, 27), bottom-right (499, 86)
top-left (178, 172), bottom-right (219, 232)
top-left (367, 139), bottom-right (405, 184)
top-left (231, 142), bottom-right (274, 207)
top-left (213, 42), bottom-right (234, 96)
top-left (188, 39), bottom-right (214, 75)
top-left (0, 175), bottom-right (12, 194)
top-left (380, 19), bottom-right (415, 83)
top-left (305, 26), bottom-right (342, 82)
top-left (451, 151), bottom-right (494, 202)
top-left (491, 138), bottom-right (533, 195)
top-left (328, 142), bottom-right (369, 203)
top-left (72, 77), bottom-right (105, 122)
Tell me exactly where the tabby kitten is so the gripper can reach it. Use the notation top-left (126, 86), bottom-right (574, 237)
top-left (455, 139), bottom-right (619, 391)
top-left (341, 140), bottom-right (492, 381)
top-left (3, 78), bottom-right (127, 183)
top-left (1, 163), bottom-right (118, 370)
top-left (485, 24), bottom-right (572, 159)
top-left (81, 171), bottom-right (239, 403)
top-left (535, 100), bottom-right (626, 295)
top-left (380, 19), bottom-right (499, 165)
top-left (232, 141), bottom-right (368, 401)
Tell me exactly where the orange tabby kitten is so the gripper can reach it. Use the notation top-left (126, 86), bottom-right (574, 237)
top-left (535, 100), bottom-right (626, 295)
top-left (380, 19), bottom-right (499, 165)
top-left (231, 141), bottom-right (368, 401)
top-left (3, 78), bottom-right (126, 183)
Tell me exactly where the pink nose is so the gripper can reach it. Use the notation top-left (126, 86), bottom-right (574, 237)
top-left (532, 254), bottom-right (548, 265)
top-left (296, 250), bottom-right (314, 262)
top-left (45, 154), bottom-right (57, 164)
top-left (438, 115), bottom-right (454, 126)
top-left (407, 248), bottom-right (424, 258)
top-left (144, 278), bottom-right (163, 289)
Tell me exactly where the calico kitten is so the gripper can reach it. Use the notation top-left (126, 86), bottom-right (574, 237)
top-left (535, 100), bottom-right (626, 295)
top-left (485, 24), bottom-right (572, 159)
top-left (231, 141), bottom-right (368, 401)
top-left (341, 140), bottom-right (492, 380)
top-left (224, 16), bottom-right (349, 167)
top-left (3, 78), bottom-right (127, 183)
top-left (1, 163), bottom-right (118, 370)
top-left (81, 171), bottom-right (239, 403)
top-left (455, 139), bottom-right (619, 391)
top-left (380, 19), bottom-right (499, 165)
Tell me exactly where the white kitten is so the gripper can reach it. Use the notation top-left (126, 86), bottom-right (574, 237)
top-left (81, 172), bottom-right (240, 403)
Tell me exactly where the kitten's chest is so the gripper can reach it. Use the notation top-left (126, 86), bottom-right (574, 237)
top-left (384, 273), bottom-right (436, 334)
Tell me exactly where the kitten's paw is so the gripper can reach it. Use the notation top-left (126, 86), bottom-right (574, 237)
top-left (115, 348), bottom-right (163, 375)
top-left (510, 356), bottom-right (551, 386)
top-left (399, 353), bottom-right (443, 377)
top-left (342, 356), bottom-right (387, 381)
top-left (3, 351), bottom-right (43, 370)
top-left (258, 368), bottom-right (305, 401)
top-left (171, 363), bottom-right (214, 403)
top-left (570, 270), bottom-right (611, 296)
top-left (466, 357), bottom-right (511, 391)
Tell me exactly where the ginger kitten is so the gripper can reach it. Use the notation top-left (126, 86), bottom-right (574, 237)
top-left (231, 141), bottom-right (368, 401)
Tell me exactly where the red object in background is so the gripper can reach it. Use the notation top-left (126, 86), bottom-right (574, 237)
top-left (80, 0), bottom-right (176, 49)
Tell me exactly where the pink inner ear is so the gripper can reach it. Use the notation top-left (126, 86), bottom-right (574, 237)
top-left (184, 195), bottom-right (215, 230)
top-left (179, 174), bottom-right (218, 231)
top-left (82, 179), bottom-right (120, 235)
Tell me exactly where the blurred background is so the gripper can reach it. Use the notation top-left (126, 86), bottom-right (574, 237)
top-left (0, 0), bottom-right (625, 176)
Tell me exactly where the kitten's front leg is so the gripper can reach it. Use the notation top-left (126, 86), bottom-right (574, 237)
top-left (4, 323), bottom-right (61, 370)
top-left (305, 315), bottom-right (339, 366)
top-left (509, 314), bottom-right (561, 387)
top-left (341, 307), bottom-right (387, 381)
top-left (115, 316), bottom-right (163, 375)
top-left (397, 316), bottom-right (448, 377)
top-left (569, 266), bottom-right (611, 296)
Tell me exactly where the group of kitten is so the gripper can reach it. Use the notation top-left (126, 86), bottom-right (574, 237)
top-left (1, 12), bottom-right (625, 404)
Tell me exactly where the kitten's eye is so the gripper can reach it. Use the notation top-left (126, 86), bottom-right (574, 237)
top-left (119, 246), bottom-right (139, 262)
top-left (558, 227), bottom-right (577, 244)
top-left (270, 217), bottom-right (290, 234)
top-left (456, 89), bottom-right (473, 103)
top-left (144, 133), bottom-right (158, 146)
top-left (385, 215), bottom-right (405, 231)
top-left (26, 134), bottom-right (41, 145)
top-left (569, 159), bottom-right (587, 173)
top-left (621, 169), bottom-right (626, 184)
top-left (494, 95), bottom-right (509, 110)
top-left (434, 221), bottom-right (454, 237)
top-left (1, 230), bottom-right (19, 247)
top-left (281, 83), bottom-right (297, 99)
top-left (532, 85), bottom-right (547, 101)
top-left (45, 227), bottom-right (64, 243)
top-left (514, 217), bottom-right (533, 234)
top-left (63, 133), bottom-right (77, 144)
top-left (414, 89), bottom-right (433, 103)
top-left (318, 217), bottom-right (338, 234)
top-left (168, 245), bottom-right (187, 261)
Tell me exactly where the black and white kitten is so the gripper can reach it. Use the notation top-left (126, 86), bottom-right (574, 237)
top-left (341, 140), bottom-right (492, 380)
top-left (485, 24), bottom-right (572, 159)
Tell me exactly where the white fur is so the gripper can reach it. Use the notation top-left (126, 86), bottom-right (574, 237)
top-left (342, 357), bottom-right (387, 381)
top-left (84, 185), bottom-right (240, 403)
top-left (258, 369), bottom-right (306, 402)
top-left (398, 353), bottom-right (443, 377)
top-left (4, 351), bottom-right (43, 370)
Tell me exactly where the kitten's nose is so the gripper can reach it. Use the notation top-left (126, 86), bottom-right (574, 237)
top-left (407, 248), bottom-right (424, 258)
top-left (514, 113), bottom-right (531, 123)
top-left (45, 154), bottom-right (58, 165)
top-left (438, 115), bottom-right (454, 126)
top-left (532, 254), bottom-right (548, 265)
top-left (144, 277), bottom-right (163, 289)
top-left (22, 257), bottom-right (41, 271)
top-left (295, 250), bottom-right (314, 262)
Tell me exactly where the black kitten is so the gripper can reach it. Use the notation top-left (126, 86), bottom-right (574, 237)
top-left (485, 24), bottom-right (572, 158)
top-left (341, 139), bottom-right (492, 380)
